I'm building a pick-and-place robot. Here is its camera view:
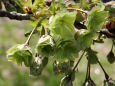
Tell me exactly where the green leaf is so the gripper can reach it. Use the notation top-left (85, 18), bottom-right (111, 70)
top-left (32, 0), bottom-right (44, 9)
top-left (75, 29), bottom-right (94, 51)
top-left (105, 1), bottom-right (115, 16)
top-left (33, 0), bottom-right (44, 6)
top-left (86, 4), bottom-right (108, 32)
top-left (75, 4), bottom-right (108, 52)
top-left (36, 35), bottom-right (55, 56)
top-left (49, 0), bottom-right (56, 15)
top-left (7, 44), bottom-right (33, 67)
top-left (86, 48), bottom-right (98, 64)
top-left (16, 0), bottom-right (32, 7)
top-left (54, 40), bottom-right (78, 59)
top-left (107, 50), bottom-right (115, 64)
top-left (80, 0), bottom-right (87, 9)
top-left (49, 10), bottom-right (77, 40)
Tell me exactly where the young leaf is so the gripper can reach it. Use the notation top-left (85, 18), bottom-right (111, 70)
top-left (75, 4), bottom-right (108, 52)
top-left (54, 40), bottom-right (78, 59)
top-left (86, 48), bottom-right (98, 64)
top-left (75, 29), bottom-right (94, 51)
top-left (86, 4), bottom-right (108, 32)
top-left (36, 35), bottom-right (55, 56)
top-left (105, 2), bottom-right (115, 16)
top-left (80, 0), bottom-right (87, 9)
top-left (49, 10), bottom-right (77, 40)
top-left (107, 50), bottom-right (115, 64)
top-left (32, 0), bottom-right (44, 10)
top-left (7, 44), bottom-right (33, 67)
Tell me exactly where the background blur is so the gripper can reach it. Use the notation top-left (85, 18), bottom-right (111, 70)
top-left (0, 18), bottom-right (115, 86)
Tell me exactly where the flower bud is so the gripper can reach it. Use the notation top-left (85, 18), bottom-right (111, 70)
top-left (82, 79), bottom-right (96, 86)
top-left (30, 56), bottom-right (48, 76)
top-left (53, 60), bottom-right (74, 74)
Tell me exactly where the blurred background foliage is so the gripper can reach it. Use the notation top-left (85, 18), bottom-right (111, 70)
top-left (0, 18), bottom-right (115, 86)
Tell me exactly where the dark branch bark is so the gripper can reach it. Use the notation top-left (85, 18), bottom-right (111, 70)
top-left (0, 10), bottom-right (30, 20)
top-left (100, 29), bottom-right (115, 39)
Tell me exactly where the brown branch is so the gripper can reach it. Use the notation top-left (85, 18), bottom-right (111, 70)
top-left (0, 10), bottom-right (30, 20)
top-left (99, 29), bottom-right (115, 39)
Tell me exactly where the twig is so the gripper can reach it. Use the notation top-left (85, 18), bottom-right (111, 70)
top-left (0, 10), bottom-right (30, 20)
top-left (99, 29), bottom-right (115, 39)
top-left (72, 50), bottom-right (86, 72)
top-left (25, 24), bottom-right (38, 45)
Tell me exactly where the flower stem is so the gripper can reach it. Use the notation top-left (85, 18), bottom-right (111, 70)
top-left (73, 50), bottom-right (86, 72)
top-left (25, 24), bottom-right (38, 45)
top-left (88, 61), bottom-right (91, 79)
top-left (85, 61), bottom-right (89, 82)
top-left (97, 60), bottom-right (109, 80)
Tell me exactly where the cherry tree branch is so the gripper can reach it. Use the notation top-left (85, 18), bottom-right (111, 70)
top-left (99, 29), bottom-right (115, 39)
top-left (0, 10), bottom-right (30, 20)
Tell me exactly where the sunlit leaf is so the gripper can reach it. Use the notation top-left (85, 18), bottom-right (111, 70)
top-left (75, 29), bottom-right (93, 51)
top-left (49, 10), bottom-right (77, 40)
top-left (86, 4), bottom-right (108, 32)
